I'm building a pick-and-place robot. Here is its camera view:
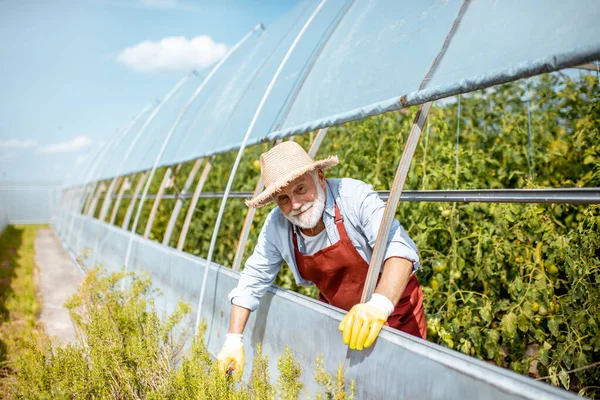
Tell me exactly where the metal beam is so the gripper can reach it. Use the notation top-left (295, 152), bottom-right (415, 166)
top-left (144, 168), bottom-right (172, 239)
top-left (98, 176), bottom-right (122, 222)
top-left (109, 176), bottom-right (130, 225)
top-left (162, 158), bottom-right (204, 246)
top-left (574, 61), bottom-right (599, 71)
top-left (177, 155), bottom-right (215, 251)
top-left (122, 172), bottom-right (148, 230)
top-left (123, 25), bottom-right (264, 282)
top-left (87, 183), bottom-right (107, 218)
top-left (114, 188), bottom-right (600, 204)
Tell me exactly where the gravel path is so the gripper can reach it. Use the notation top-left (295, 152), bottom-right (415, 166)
top-left (34, 228), bottom-right (83, 344)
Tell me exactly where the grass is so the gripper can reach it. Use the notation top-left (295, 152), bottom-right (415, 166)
top-left (0, 225), bottom-right (45, 396)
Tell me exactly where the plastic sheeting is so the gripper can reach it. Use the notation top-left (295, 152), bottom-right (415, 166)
top-left (0, 184), bottom-right (59, 224)
top-left (76, 0), bottom-right (600, 184)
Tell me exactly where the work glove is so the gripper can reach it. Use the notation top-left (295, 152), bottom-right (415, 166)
top-left (217, 333), bottom-right (245, 379)
top-left (339, 293), bottom-right (394, 351)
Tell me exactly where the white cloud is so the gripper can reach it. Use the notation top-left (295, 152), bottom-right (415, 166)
top-left (117, 35), bottom-right (227, 73)
top-left (38, 135), bottom-right (93, 154)
top-left (76, 155), bottom-right (88, 165)
top-left (0, 139), bottom-right (37, 149)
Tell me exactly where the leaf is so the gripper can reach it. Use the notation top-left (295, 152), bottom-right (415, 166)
top-left (558, 370), bottom-right (570, 389)
top-left (479, 303), bottom-right (492, 324)
top-left (484, 330), bottom-right (500, 359)
top-left (538, 347), bottom-right (549, 366)
top-left (517, 314), bottom-right (529, 332)
top-left (583, 154), bottom-right (596, 165)
top-left (501, 312), bottom-right (517, 338)
top-left (547, 318), bottom-right (560, 337)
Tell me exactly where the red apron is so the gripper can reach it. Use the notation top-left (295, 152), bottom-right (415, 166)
top-left (292, 203), bottom-right (427, 339)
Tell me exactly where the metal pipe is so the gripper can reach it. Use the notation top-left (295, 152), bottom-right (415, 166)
top-left (109, 176), bottom-right (130, 225)
top-left (195, 0), bottom-right (328, 331)
top-left (123, 24), bottom-right (264, 279)
top-left (112, 188), bottom-right (600, 204)
top-left (98, 176), bottom-right (122, 222)
top-left (163, 158), bottom-right (203, 246)
top-left (122, 172), bottom-right (148, 230)
top-left (144, 168), bottom-right (172, 239)
top-left (177, 156), bottom-right (214, 251)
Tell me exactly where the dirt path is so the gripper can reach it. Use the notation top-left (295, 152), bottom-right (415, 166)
top-left (34, 228), bottom-right (83, 344)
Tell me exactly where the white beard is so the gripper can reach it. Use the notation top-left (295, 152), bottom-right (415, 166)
top-left (283, 180), bottom-right (326, 229)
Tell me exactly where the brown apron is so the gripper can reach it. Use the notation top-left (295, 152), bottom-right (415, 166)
top-left (292, 203), bottom-right (427, 339)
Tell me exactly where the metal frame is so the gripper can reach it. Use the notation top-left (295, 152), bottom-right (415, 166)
top-left (98, 176), bottom-right (122, 222)
top-left (123, 24), bottom-right (265, 279)
top-left (109, 176), bottom-right (130, 225)
top-left (177, 155), bottom-right (215, 251)
top-left (163, 157), bottom-right (203, 246)
top-left (108, 188), bottom-right (600, 204)
top-left (122, 172), bottom-right (148, 230)
top-left (144, 167), bottom-right (172, 238)
top-left (195, 0), bottom-right (328, 330)
top-left (87, 182), bottom-right (107, 218)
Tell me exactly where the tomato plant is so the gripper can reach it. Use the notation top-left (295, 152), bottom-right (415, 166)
top-left (102, 72), bottom-right (599, 396)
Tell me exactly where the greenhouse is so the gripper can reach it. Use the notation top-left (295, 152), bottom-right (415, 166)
top-left (1, 0), bottom-right (599, 398)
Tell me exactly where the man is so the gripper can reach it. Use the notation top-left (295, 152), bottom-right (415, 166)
top-left (217, 141), bottom-right (426, 377)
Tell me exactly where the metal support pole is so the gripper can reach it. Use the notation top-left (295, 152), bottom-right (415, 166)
top-left (109, 176), bottom-right (130, 225)
top-left (195, 0), bottom-right (327, 331)
top-left (177, 156), bottom-right (215, 251)
top-left (99, 176), bottom-right (122, 222)
top-left (163, 157), bottom-right (203, 246)
top-left (82, 183), bottom-right (98, 215)
top-left (144, 167), bottom-right (172, 239)
top-left (361, 102), bottom-right (432, 302)
top-left (87, 183), bottom-right (107, 218)
top-left (123, 24), bottom-right (263, 277)
top-left (68, 102), bottom-right (156, 255)
top-left (122, 172), bottom-right (148, 230)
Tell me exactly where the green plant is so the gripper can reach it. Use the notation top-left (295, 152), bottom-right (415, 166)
top-left (7, 267), bottom-right (355, 399)
top-left (0, 225), bottom-right (44, 397)
top-left (102, 72), bottom-right (599, 396)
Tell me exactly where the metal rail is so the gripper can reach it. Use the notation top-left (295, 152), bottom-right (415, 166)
top-left (162, 158), bottom-right (204, 246)
top-left (144, 167), bottom-right (172, 238)
top-left (110, 188), bottom-right (600, 204)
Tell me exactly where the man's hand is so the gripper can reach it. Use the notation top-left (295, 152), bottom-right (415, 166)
top-left (339, 293), bottom-right (394, 350)
top-left (217, 333), bottom-right (245, 379)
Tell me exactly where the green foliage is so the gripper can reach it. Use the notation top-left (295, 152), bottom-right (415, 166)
top-left (100, 72), bottom-right (599, 395)
top-left (7, 267), bottom-right (354, 399)
top-left (0, 225), bottom-right (44, 397)
top-left (314, 356), bottom-right (355, 400)
top-left (277, 347), bottom-right (302, 400)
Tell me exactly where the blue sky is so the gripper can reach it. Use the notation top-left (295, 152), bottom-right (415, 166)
top-left (0, 0), bottom-right (298, 182)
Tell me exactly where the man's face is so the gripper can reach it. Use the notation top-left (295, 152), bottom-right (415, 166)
top-left (274, 170), bottom-right (326, 229)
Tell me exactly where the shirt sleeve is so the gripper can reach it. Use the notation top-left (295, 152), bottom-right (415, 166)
top-left (227, 211), bottom-right (284, 311)
top-left (355, 182), bottom-right (420, 272)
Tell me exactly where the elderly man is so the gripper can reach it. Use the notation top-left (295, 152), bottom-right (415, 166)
top-left (217, 141), bottom-right (426, 376)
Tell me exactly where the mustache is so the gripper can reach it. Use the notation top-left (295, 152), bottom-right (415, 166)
top-left (290, 202), bottom-right (313, 216)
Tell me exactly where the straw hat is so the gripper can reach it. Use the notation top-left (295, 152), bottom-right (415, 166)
top-left (245, 141), bottom-right (338, 208)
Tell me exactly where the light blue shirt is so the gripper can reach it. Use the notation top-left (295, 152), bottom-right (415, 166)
top-left (228, 178), bottom-right (420, 311)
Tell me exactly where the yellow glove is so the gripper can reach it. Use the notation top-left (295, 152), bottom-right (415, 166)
top-left (339, 293), bottom-right (394, 351)
top-left (217, 333), bottom-right (245, 379)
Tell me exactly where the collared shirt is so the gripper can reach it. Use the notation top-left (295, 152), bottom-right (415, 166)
top-left (228, 178), bottom-right (420, 311)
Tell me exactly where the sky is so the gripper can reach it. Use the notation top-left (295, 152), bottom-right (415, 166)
top-left (0, 0), bottom-right (299, 183)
